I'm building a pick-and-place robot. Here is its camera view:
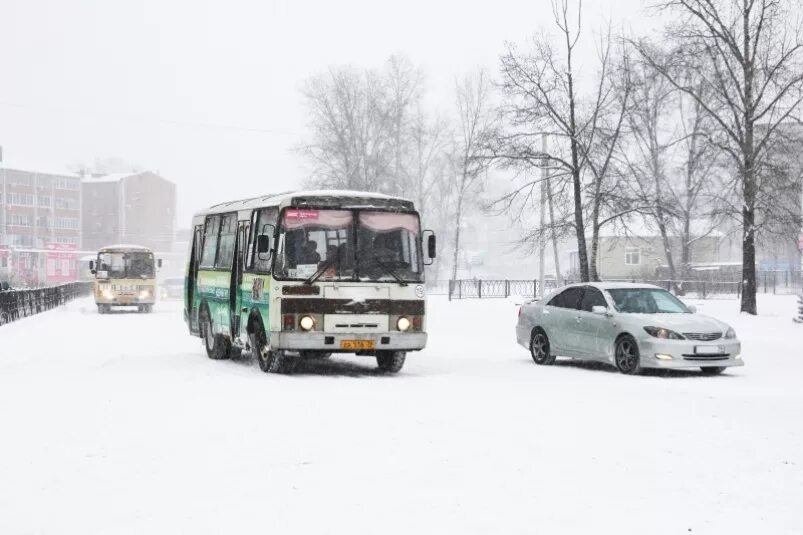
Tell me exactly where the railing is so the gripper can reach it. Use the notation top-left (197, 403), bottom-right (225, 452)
top-left (0, 281), bottom-right (94, 326)
top-left (445, 272), bottom-right (802, 300)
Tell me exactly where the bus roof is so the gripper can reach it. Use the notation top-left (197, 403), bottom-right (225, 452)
top-left (193, 190), bottom-right (415, 218)
top-left (97, 244), bottom-right (153, 253)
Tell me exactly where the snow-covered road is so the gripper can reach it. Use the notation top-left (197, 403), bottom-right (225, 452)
top-left (1, 295), bottom-right (801, 534)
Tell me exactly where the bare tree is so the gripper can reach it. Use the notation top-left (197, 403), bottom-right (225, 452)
top-left (493, 0), bottom-right (636, 281)
top-left (636, 0), bottom-right (803, 314)
top-left (617, 44), bottom-right (719, 290)
top-left (449, 69), bottom-right (494, 282)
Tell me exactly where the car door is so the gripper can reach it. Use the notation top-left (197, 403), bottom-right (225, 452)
top-left (575, 286), bottom-right (614, 357)
top-left (544, 287), bottom-right (585, 354)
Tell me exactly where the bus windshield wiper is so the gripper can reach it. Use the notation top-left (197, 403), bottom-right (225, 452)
top-left (303, 257), bottom-right (337, 285)
top-left (367, 254), bottom-right (408, 286)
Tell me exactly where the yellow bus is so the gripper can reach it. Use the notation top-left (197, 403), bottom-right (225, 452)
top-left (90, 244), bottom-right (162, 314)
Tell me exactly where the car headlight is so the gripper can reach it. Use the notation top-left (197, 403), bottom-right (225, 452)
top-left (299, 315), bottom-right (315, 331)
top-left (643, 326), bottom-right (685, 340)
top-left (397, 316), bottom-right (412, 331)
top-left (724, 327), bottom-right (736, 339)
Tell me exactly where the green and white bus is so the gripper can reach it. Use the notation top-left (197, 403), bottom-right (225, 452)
top-left (184, 190), bottom-right (436, 373)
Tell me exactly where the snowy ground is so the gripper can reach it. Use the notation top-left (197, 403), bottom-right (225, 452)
top-left (1, 294), bottom-right (801, 534)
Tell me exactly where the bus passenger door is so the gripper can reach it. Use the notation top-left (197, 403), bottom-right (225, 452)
top-left (231, 221), bottom-right (249, 343)
top-left (186, 225), bottom-right (203, 334)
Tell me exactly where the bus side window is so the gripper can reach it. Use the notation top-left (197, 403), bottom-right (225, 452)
top-left (244, 210), bottom-right (259, 271)
top-left (200, 216), bottom-right (220, 268)
top-left (253, 208), bottom-right (277, 273)
top-left (215, 214), bottom-right (237, 269)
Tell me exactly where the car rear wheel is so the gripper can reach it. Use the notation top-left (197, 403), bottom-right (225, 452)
top-left (376, 351), bottom-right (406, 373)
top-left (530, 329), bottom-right (555, 365)
top-left (615, 335), bottom-right (642, 375)
top-left (700, 366), bottom-right (726, 375)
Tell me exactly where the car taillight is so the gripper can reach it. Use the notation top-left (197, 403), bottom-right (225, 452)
top-left (283, 314), bottom-right (295, 331)
top-left (412, 316), bottom-right (423, 331)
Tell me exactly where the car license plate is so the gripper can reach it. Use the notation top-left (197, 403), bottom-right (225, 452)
top-left (695, 345), bottom-right (723, 354)
top-left (341, 340), bottom-right (375, 350)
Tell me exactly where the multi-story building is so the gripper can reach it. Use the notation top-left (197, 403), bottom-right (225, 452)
top-left (82, 171), bottom-right (176, 253)
top-left (1, 166), bottom-right (83, 285)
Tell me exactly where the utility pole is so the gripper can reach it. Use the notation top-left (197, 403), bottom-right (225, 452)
top-left (538, 135), bottom-right (547, 297)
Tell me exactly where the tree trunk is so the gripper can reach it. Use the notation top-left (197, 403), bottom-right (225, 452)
top-left (566, 56), bottom-right (589, 282)
top-left (740, 5), bottom-right (758, 315)
top-left (589, 224), bottom-right (600, 281)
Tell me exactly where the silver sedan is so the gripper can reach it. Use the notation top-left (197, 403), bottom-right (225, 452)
top-left (515, 282), bottom-right (743, 375)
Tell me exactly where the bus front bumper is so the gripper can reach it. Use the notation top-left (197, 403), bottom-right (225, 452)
top-left (270, 331), bottom-right (427, 352)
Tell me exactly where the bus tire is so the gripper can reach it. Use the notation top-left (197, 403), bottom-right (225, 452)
top-left (201, 306), bottom-right (230, 360)
top-left (376, 351), bottom-right (406, 373)
top-left (250, 327), bottom-right (293, 373)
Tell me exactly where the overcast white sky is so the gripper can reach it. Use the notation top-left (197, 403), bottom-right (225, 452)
top-left (1, 0), bottom-right (656, 224)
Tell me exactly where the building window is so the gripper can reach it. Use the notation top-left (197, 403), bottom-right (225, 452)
top-left (55, 178), bottom-right (80, 191)
top-left (54, 197), bottom-right (79, 210)
top-left (9, 214), bottom-right (33, 227)
top-left (38, 196), bottom-right (52, 208)
top-left (625, 247), bottom-right (641, 266)
top-left (54, 217), bottom-right (79, 230)
top-left (8, 193), bottom-right (34, 206)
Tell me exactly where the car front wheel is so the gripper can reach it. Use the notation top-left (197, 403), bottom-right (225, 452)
top-left (615, 335), bottom-right (642, 375)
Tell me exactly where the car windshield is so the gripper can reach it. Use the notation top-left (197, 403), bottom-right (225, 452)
top-left (606, 288), bottom-right (690, 314)
top-left (96, 252), bottom-right (155, 279)
top-left (274, 209), bottom-right (422, 282)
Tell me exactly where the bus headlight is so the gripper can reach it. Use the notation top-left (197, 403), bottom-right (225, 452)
top-left (102, 288), bottom-right (113, 300)
top-left (139, 289), bottom-right (152, 300)
top-left (397, 316), bottom-right (412, 332)
top-left (299, 315), bottom-right (315, 331)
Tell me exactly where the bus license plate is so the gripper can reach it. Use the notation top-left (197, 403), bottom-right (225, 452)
top-left (341, 340), bottom-right (375, 350)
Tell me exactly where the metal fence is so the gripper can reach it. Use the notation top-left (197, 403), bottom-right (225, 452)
top-left (0, 281), bottom-right (93, 327)
top-left (444, 271), bottom-right (803, 300)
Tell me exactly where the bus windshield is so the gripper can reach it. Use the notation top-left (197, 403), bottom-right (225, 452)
top-left (274, 209), bottom-right (423, 283)
top-left (96, 252), bottom-right (155, 279)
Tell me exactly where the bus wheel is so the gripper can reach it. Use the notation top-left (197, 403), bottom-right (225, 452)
top-left (202, 307), bottom-right (230, 360)
top-left (250, 329), bottom-right (293, 373)
top-left (376, 351), bottom-right (406, 373)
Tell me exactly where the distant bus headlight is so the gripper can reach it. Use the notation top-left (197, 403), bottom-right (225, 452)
top-left (139, 289), bottom-right (152, 300)
top-left (102, 288), bottom-right (113, 299)
top-left (299, 315), bottom-right (315, 331)
top-left (397, 316), bottom-right (411, 332)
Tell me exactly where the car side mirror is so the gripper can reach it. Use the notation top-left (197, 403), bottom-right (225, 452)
top-left (687, 305), bottom-right (697, 314)
top-left (257, 234), bottom-right (271, 259)
top-left (591, 305), bottom-right (608, 315)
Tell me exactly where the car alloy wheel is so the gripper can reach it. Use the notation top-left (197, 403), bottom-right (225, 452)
top-left (615, 336), bottom-right (641, 375)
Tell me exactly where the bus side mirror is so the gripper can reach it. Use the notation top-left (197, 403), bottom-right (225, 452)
top-left (257, 235), bottom-right (271, 259)
top-left (157, 259), bottom-right (163, 269)
top-left (89, 260), bottom-right (96, 274)
top-left (423, 230), bottom-right (436, 266)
